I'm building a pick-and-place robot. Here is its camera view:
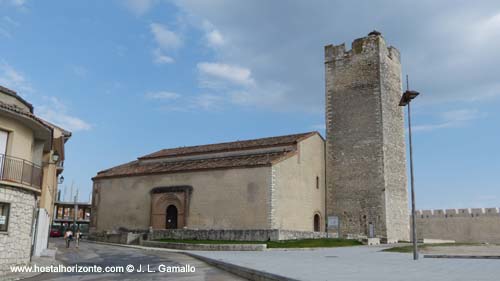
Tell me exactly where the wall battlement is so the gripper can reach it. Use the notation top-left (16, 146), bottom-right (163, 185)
top-left (416, 207), bottom-right (500, 243)
top-left (324, 33), bottom-right (400, 63)
top-left (417, 208), bottom-right (500, 218)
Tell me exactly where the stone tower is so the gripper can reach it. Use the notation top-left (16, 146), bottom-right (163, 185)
top-left (325, 32), bottom-right (410, 242)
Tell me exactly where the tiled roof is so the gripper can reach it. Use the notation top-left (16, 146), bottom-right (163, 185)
top-left (0, 85), bottom-right (34, 113)
top-left (94, 151), bottom-right (292, 179)
top-left (39, 118), bottom-right (72, 138)
top-left (94, 132), bottom-right (319, 180)
top-left (139, 132), bottom-right (316, 159)
top-left (0, 100), bottom-right (52, 132)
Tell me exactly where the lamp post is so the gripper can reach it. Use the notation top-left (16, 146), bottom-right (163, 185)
top-left (399, 78), bottom-right (419, 261)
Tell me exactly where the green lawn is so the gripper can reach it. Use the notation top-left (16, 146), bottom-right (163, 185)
top-left (383, 243), bottom-right (479, 253)
top-left (156, 238), bottom-right (362, 248)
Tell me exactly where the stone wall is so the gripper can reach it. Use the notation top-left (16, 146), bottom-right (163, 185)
top-left (272, 134), bottom-right (326, 232)
top-left (415, 208), bottom-right (500, 243)
top-left (0, 185), bottom-right (36, 275)
top-left (325, 32), bottom-right (409, 241)
top-left (141, 240), bottom-right (267, 251)
top-left (92, 166), bottom-right (271, 232)
top-left (150, 229), bottom-right (328, 242)
top-left (87, 231), bottom-right (145, 245)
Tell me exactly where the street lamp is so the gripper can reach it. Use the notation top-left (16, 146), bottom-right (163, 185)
top-left (399, 76), bottom-right (420, 261)
top-left (52, 151), bottom-right (60, 162)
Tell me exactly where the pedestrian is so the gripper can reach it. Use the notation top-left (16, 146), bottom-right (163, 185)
top-left (64, 229), bottom-right (73, 248)
top-left (75, 228), bottom-right (81, 248)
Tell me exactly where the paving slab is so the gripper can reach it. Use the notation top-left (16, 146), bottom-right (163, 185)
top-left (189, 245), bottom-right (500, 281)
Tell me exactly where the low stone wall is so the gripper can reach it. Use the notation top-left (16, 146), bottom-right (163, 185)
top-left (150, 229), bottom-right (328, 242)
top-left (416, 208), bottom-right (500, 244)
top-left (88, 231), bottom-right (145, 245)
top-left (142, 240), bottom-right (266, 251)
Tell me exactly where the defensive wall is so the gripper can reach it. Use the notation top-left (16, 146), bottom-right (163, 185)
top-left (416, 208), bottom-right (500, 243)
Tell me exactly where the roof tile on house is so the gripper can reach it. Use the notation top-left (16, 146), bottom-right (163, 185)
top-left (94, 131), bottom-right (319, 180)
top-left (0, 85), bottom-right (34, 113)
top-left (0, 100), bottom-right (52, 132)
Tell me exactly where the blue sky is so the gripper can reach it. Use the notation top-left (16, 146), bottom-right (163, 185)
top-left (0, 0), bottom-right (499, 209)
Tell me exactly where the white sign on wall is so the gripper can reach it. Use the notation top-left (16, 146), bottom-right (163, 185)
top-left (327, 216), bottom-right (339, 229)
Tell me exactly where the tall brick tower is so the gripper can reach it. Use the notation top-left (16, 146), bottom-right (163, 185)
top-left (325, 32), bottom-right (410, 242)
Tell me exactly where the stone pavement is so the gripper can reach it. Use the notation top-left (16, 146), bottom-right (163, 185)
top-left (189, 245), bottom-right (500, 281)
top-left (15, 239), bottom-right (245, 281)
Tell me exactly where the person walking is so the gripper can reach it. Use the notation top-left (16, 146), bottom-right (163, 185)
top-left (64, 229), bottom-right (73, 248)
top-left (75, 229), bottom-right (81, 248)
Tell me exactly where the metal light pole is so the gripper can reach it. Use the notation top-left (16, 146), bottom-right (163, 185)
top-left (399, 76), bottom-right (419, 260)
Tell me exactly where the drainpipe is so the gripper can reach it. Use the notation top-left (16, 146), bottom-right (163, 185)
top-left (30, 196), bottom-right (39, 261)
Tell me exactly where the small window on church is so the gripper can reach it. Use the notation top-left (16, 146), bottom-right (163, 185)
top-left (316, 176), bottom-right (319, 189)
top-left (314, 214), bottom-right (320, 232)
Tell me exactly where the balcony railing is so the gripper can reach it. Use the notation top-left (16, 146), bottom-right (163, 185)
top-left (0, 154), bottom-right (42, 190)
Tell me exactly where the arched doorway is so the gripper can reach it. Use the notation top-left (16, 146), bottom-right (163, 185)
top-left (314, 214), bottom-right (320, 232)
top-left (166, 205), bottom-right (178, 229)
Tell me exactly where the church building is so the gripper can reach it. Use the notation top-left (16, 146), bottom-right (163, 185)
top-left (91, 31), bottom-right (410, 242)
top-left (91, 132), bottom-right (326, 232)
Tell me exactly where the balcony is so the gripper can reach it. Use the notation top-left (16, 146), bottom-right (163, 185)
top-left (0, 154), bottom-right (42, 190)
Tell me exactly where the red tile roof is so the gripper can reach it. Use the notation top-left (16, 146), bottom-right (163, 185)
top-left (94, 131), bottom-right (319, 180)
top-left (140, 132), bottom-right (316, 159)
top-left (0, 85), bottom-right (34, 113)
top-left (0, 100), bottom-right (52, 132)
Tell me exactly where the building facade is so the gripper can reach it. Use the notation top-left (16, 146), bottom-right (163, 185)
top-left (0, 85), bottom-right (70, 274)
top-left (91, 132), bottom-right (325, 233)
top-left (53, 201), bottom-right (91, 233)
top-left (39, 122), bottom-right (71, 229)
top-left (325, 32), bottom-right (410, 242)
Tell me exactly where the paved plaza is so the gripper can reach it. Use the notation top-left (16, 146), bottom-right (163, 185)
top-left (20, 239), bottom-right (244, 281)
top-left (190, 245), bottom-right (500, 281)
top-left (9, 240), bottom-right (500, 281)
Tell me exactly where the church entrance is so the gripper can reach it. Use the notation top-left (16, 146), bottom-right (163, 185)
top-left (150, 186), bottom-right (192, 230)
top-left (166, 205), bottom-right (178, 229)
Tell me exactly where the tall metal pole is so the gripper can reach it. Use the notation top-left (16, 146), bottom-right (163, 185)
top-left (408, 101), bottom-right (418, 260)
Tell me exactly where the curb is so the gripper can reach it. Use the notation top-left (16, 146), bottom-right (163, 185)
top-left (83, 240), bottom-right (297, 280)
top-left (185, 252), bottom-right (300, 281)
top-left (424, 254), bottom-right (500, 259)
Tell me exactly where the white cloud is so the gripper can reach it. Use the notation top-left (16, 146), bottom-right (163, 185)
top-left (201, 20), bottom-right (225, 47)
top-left (123, 0), bottom-right (156, 16)
top-left (413, 109), bottom-right (484, 132)
top-left (36, 97), bottom-right (91, 132)
top-left (10, 0), bottom-right (25, 6)
top-left (206, 29), bottom-right (225, 47)
top-left (0, 0), bottom-right (25, 7)
top-left (1, 17), bottom-right (19, 39)
top-left (3, 16), bottom-right (19, 26)
top-left (192, 94), bottom-right (225, 111)
top-left (197, 62), bottom-right (255, 87)
top-left (150, 23), bottom-right (182, 50)
top-left (0, 62), bottom-right (90, 132)
top-left (0, 27), bottom-right (10, 38)
top-left (145, 91), bottom-right (180, 100)
top-left (152, 48), bottom-right (174, 64)
top-left (72, 65), bottom-right (88, 77)
top-left (0, 62), bottom-right (32, 93)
